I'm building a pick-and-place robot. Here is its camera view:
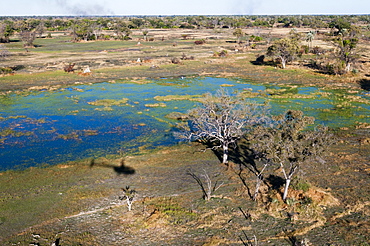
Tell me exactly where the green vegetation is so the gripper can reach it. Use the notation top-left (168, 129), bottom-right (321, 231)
top-left (0, 14), bottom-right (369, 245)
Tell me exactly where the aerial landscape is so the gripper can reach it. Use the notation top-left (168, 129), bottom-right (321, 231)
top-left (0, 0), bottom-right (369, 245)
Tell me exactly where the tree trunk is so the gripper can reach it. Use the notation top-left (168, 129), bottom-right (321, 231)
top-left (281, 58), bottom-right (286, 69)
top-left (222, 143), bottom-right (229, 165)
top-left (253, 174), bottom-right (263, 201)
top-left (283, 178), bottom-right (291, 201)
top-left (345, 63), bottom-right (351, 73)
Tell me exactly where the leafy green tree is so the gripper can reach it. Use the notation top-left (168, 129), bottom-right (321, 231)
top-left (332, 35), bottom-right (359, 73)
top-left (267, 36), bottom-right (300, 69)
top-left (233, 28), bottom-right (244, 43)
top-left (131, 18), bottom-right (145, 28)
top-left (0, 21), bottom-right (15, 43)
top-left (142, 30), bottom-right (149, 41)
top-left (306, 30), bottom-right (315, 50)
top-left (113, 21), bottom-right (132, 40)
top-left (329, 18), bottom-right (352, 35)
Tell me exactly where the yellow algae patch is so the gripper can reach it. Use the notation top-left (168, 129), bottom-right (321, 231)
top-left (344, 95), bottom-right (370, 104)
top-left (239, 90), bottom-right (262, 98)
top-left (153, 94), bottom-right (202, 102)
top-left (269, 93), bottom-right (316, 99)
top-left (313, 91), bottom-right (332, 98)
top-left (130, 79), bottom-right (152, 84)
top-left (58, 164), bottom-right (70, 169)
top-left (144, 103), bottom-right (167, 107)
top-left (88, 98), bottom-right (129, 106)
top-left (94, 106), bottom-right (113, 111)
top-left (135, 123), bottom-right (146, 126)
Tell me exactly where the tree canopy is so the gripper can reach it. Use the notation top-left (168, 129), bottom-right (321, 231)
top-left (176, 89), bottom-right (269, 165)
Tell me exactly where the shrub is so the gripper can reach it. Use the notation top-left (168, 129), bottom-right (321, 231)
top-left (291, 178), bottom-right (311, 192)
top-left (194, 39), bottom-right (206, 45)
top-left (312, 46), bottom-right (325, 55)
top-left (101, 34), bottom-right (111, 40)
top-left (213, 50), bottom-right (228, 57)
top-left (250, 35), bottom-right (263, 42)
top-left (171, 57), bottom-right (182, 64)
top-left (0, 67), bottom-right (13, 75)
top-left (301, 45), bottom-right (309, 54)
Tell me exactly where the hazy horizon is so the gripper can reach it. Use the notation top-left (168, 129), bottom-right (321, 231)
top-left (1, 0), bottom-right (369, 16)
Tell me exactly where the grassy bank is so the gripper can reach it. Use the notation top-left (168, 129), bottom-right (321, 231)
top-left (0, 28), bottom-right (369, 245)
top-left (1, 129), bottom-right (369, 245)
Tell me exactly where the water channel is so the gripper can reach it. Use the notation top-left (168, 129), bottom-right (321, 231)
top-left (0, 77), bottom-right (369, 171)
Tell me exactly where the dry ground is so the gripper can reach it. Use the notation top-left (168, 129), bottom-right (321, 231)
top-left (0, 130), bottom-right (369, 245)
top-left (0, 28), bottom-right (369, 245)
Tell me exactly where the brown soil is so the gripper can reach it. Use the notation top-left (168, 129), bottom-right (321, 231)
top-left (0, 28), bottom-right (369, 245)
top-left (1, 129), bottom-right (369, 245)
top-left (1, 27), bottom-right (369, 92)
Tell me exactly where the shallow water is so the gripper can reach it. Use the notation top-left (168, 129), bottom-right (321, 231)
top-left (0, 77), bottom-right (369, 171)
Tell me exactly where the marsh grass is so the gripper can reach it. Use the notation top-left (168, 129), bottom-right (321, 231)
top-left (1, 136), bottom-right (369, 244)
top-left (0, 28), bottom-right (369, 245)
top-left (1, 28), bottom-right (348, 94)
top-left (0, 161), bottom-right (115, 239)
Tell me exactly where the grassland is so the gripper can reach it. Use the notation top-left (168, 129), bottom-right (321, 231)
top-left (1, 28), bottom-right (369, 92)
top-left (0, 27), bottom-right (369, 245)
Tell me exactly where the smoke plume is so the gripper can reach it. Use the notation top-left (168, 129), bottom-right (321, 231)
top-left (233, 0), bottom-right (264, 15)
top-left (55, 0), bottom-right (115, 16)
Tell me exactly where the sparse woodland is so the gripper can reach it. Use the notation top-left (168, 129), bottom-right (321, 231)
top-left (0, 15), bottom-right (369, 245)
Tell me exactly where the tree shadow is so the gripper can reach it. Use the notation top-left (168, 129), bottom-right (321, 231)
top-left (8, 65), bottom-right (26, 71)
top-left (89, 158), bottom-right (135, 175)
top-left (200, 140), bottom-right (223, 164)
top-left (194, 138), bottom-right (286, 200)
top-left (265, 175), bottom-right (285, 191)
top-left (358, 78), bottom-right (370, 91)
top-left (228, 141), bottom-right (286, 199)
top-left (250, 55), bottom-right (278, 67)
top-left (228, 142), bottom-right (268, 200)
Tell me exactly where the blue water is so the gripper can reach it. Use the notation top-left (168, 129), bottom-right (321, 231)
top-left (0, 77), bottom-right (369, 171)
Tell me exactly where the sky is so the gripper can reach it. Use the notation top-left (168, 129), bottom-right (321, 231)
top-left (0, 0), bottom-right (369, 16)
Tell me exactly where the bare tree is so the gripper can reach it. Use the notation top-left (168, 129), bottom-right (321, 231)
top-left (247, 160), bottom-right (270, 201)
top-left (0, 44), bottom-right (10, 60)
top-left (120, 186), bottom-right (136, 211)
top-left (20, 30), bottom-right (37, 48)
top-left (19, 21), bottom-right (44, 48)
top-left (187, 169), bottom-right (224, 201)
top-left (250, 110), bottom-right (333, 201)
top-left (176, 89), bottom-right (269, 166)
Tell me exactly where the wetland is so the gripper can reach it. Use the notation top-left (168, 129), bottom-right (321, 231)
top-left (0, 77), bottom-right (369, 171)
top-left (0, 23), bottom-right (369, 245)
